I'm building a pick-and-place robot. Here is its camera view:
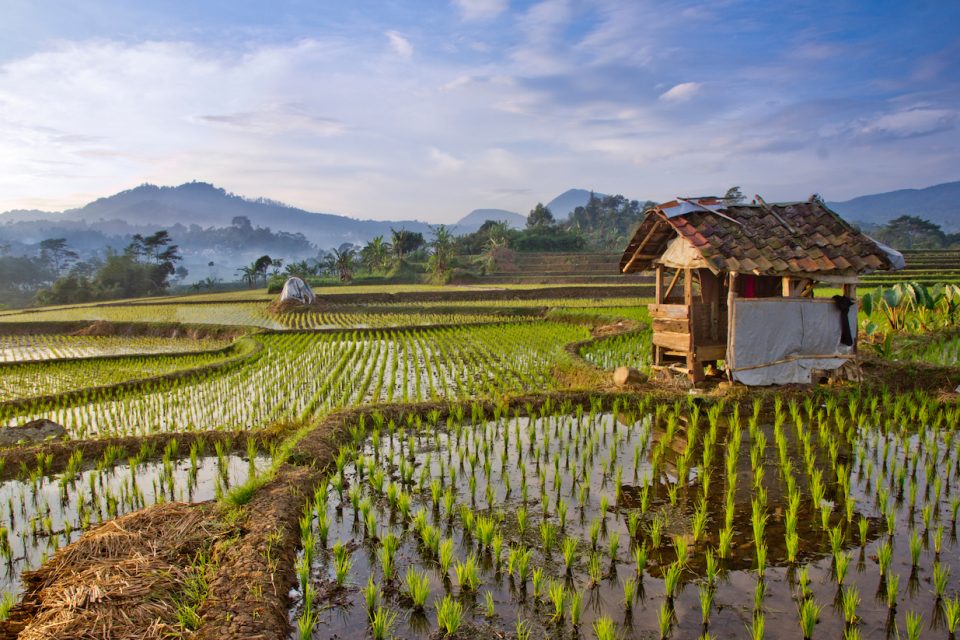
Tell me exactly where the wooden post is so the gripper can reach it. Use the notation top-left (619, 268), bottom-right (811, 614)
top-left (726, 272), bottom-right (738, 381)
top-left (782, 276), bottom-right (793, 297)
top-left (654, 265), bottom-right (663, 366)
top-left (683, 269), bottom-right (704, 382)
top-left (655, 265), bottom-right (663, 303)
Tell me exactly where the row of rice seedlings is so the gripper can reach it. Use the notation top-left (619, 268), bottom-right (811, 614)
top-left (0, 334), bottom-right (229, 363)
top-left (0, 349), bottom-right (234, 401)
top-left (3, 322), bottom-right (590, 438)
top-left (293, 391), bottom-right (960, 639)
top-left (270, 309), bottom-right (523, 330)
top-left (580, 329), bottom-right (653, 372)
top-left (0, 437), bottom-right (268, 597)
top-left (0, 301), bottom-right (279, 329)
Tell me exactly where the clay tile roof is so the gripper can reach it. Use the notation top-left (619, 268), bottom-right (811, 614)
top-left (619, 196), bottom-right (904, 276)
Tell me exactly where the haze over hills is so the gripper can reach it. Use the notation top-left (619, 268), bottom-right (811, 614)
top-left (1, 179), bottom-right (958, 284)
top-left (827, 181), bottom-right (960, 232)
top-left (454, 209), bottom-right (526, 232)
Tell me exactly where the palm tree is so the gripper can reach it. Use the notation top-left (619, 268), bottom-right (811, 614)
top-left (332, 247), bottom-right (356, 282)
top-left (361, 236), bottom-right (391, 273)
top-left (428, 225), bottom-right (455, 279)
top-left (236, 265), bottom-right (258, 288)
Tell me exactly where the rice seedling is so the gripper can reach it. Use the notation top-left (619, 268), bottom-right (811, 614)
top-left (623, 577), bottom-right (637, 610)
top-left (484, 591), bottom-right (495, 618)
top-left (664, 561), bottom-right (683, 600)
top-left (753, 579), bottom-right (766, 612)
top-left (886, 572), bottom-right (899, 609)
top-left (438, 538), bottom-right (454, 576)
top-left (369, 605), bottom-right (397, 640)
top-left (562, 536), bottom-right (577, 574)
top-left (909, 530), bottom-right (922, 569)
top-left (657, 602), bottom-right (673, 639)
top-left (588, 552), bottom-right (603, 586)
top-left (516, 619), bottom-right (531, 640)
top-left (699, 583), bottom-right (713, 625)
top-left (933, 562), bottom-right (950, 599)
top-left (531, 567), bottom-right (544, 599)
top-left (454, 554), bottom-right (480, 592)
top-left (877, 541), bottom-right (893, 577)
top-left (905, 611), bottom-right (922, 640)
top-left (405, 567), bottom-right (430, 609)
top-left (548, 580), bottom-right (565, 622)
top-left (798, 598), bottom-right (821, 640)
top-left (635, 544), bottom-right (648, 576)
top-left (363, 576), bottom-right (380, 611)
top-left (841, 585), bottom-right (860, 625)
top-left (608, 532), bottom-right (620, 561)
top-left (748, 612), bottom-right (764, 640)
top-left (834, 551), bottom-right (849, 585)
top-left (943, 595), bottom-right (960, 635)
top-left (435, 595), bottom-right (463, 636)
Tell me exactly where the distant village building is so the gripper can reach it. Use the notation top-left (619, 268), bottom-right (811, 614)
top-left (619, 195), bottom-right (904, 385)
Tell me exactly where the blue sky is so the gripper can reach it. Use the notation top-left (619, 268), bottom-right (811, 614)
top-left (1, 0), bottom-right (958, 222)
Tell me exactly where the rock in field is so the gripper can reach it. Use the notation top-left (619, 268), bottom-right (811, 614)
top-left (613, 366), bottom-right (644, 386)
top-left (0, 419), bottom-right (67, 446)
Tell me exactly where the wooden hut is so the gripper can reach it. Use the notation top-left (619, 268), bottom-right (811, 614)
top-left (619, 195), bottom-right (904, 385)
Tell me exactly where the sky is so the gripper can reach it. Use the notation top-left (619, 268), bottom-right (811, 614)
top-left (0, 0), bottom-right (958, 223)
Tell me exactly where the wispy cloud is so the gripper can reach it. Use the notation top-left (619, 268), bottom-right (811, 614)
top-left (0, 1), bottom-right (958, 218)
top-left (385, 31), bottom-right (413, 59)
top-left (659, 82), bottom-right (701, 103)
top-left (453, 0), bottom-right (508, 21)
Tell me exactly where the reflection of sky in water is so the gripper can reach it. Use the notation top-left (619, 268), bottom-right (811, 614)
top-left (290, 412), bottom-right (960, 640)
top-left (0, 453), bottom-right (270, 596)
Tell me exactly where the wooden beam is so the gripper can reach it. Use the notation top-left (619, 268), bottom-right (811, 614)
top-left (649, 304), bottom-right (689, 319)
top-left (653, 331), bottom-right (692, 353)
top-left (622, 219), bottom-right (666, 273)
top-left (662, 268), bottom-right (682, 300)
top-left (655, 265), bottom-right (663, 304)
top-left (782, 276), bottom-right (793, 297)
top-left (726, 272), bottom-right (738, 381)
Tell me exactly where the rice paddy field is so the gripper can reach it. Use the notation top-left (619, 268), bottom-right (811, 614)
top-left (0, 280), bottom-right (957, 640)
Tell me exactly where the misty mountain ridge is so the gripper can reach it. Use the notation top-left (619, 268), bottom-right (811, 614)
top-left (827, 181), bottom-right (960, 232)
top-left (546, 188), bottom-right (611, 219)
top-left (455, 209), bottom-right (525, 232)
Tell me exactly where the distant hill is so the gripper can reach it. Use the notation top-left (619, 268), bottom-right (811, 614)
top-left (546, 189), bottom-right (608, 219)
top-left (828, 181), bottom-right (960, 232)
top-left (1, 182), bottom-right (432, 248)
top-left (454, 208), bottom-right (525, 233)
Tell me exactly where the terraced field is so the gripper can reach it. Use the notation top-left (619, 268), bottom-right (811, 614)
top-left (0, 279), bottom-right (958, 640)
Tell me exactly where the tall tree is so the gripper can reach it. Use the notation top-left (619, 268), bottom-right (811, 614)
top-left (723, 186), bottom-right (746, 205)
top-left (361, 235), bottom-right (391, 272)
top-left (331, 247), bottom-right (356, 282)
top-left (390, 228), bottom-right (425, 260)
top-left (526, 203), bottom-right (555, 228)
top-left (39, 238), bottom-right (79, 275)
top-left (428, 225), bottom-right (455, 279)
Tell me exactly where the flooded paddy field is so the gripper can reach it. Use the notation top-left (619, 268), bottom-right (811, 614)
top-left (0, 334), bottom-right (231, 363)
top-left (291, 395), bottom-right (960, 639)
top-left (0, 437), bottom-right (270, 596)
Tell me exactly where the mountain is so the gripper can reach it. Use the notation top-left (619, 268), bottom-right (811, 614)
top-left (546, 188), bottom-right (608, 219)
top-left (828, 181), bottom-right (960, 232)
top-left (454, 208), bottom-right (525, 233)
top-left (43, 182), bottom-right (433, 244)
top-left (0, 182), bottom-right (436, 284)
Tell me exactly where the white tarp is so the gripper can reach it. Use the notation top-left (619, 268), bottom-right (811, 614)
top-left (866, 236), bottom-right (907, 271)
top-left (279, 277), bottom-right (316, 305)
top-left (657, 235), bottom-right (713, 271)
top-left (729, 298), bottom-right (856, 385)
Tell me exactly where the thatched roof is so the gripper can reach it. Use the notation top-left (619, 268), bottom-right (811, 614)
top-left (620, 195), bottom-right (903, 276)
